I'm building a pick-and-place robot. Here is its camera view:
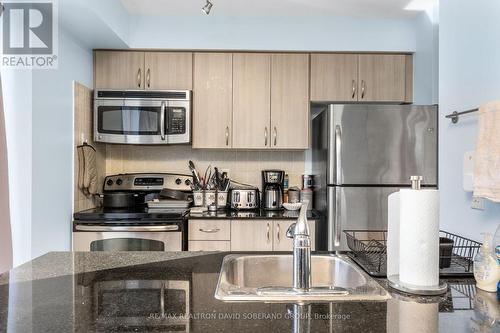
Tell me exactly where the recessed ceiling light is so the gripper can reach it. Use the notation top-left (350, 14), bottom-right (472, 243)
top-left (202, 0), bottom-right (213, 15)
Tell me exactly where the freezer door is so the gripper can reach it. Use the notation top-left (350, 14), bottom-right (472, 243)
top-left (328, 186), bottom-right (406, 251)
top-left (328, 104), bottom-right (438, 185)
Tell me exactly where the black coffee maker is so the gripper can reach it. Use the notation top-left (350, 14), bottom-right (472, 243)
top-left (262, 170), bottom-right (285, 210)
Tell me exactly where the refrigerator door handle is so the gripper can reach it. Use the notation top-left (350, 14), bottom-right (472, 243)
top-left (327, 105), bottom-right (336, 184)
top-left (335, 125), bottom-right (342, 185)
top-left (334, 187), bottom-right (341, 248)
top-left (327, 187), bottom-right (341, 250)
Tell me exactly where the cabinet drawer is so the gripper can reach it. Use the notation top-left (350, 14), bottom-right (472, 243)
top-left (188, 220), bottom-right (230, 240)
top-left (189, 241), bottom-right (231, 251)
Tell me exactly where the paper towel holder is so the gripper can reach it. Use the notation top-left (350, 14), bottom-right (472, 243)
top-left (410, 175), bottom-right (423, 190)
top-left (387, 175), bottom-right (448, 296)
top-left (387, 276), bottom-right (447, 296)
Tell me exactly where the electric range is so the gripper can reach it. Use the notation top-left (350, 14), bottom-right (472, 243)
top-left (73, 173), bottom-right (192, 252)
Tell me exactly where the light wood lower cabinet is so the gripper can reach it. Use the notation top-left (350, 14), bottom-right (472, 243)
top-left (189, 241), bottom-right (231, 251)
top-left (188, 219), bottom-right (317, 251)
top-left (230, 220), bottom-right (273, 251)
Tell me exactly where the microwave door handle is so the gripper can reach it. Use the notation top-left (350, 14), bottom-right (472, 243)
top-left (160, 101), bottom-right (166, 141)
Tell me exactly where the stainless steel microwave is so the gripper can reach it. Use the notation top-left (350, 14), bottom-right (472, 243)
top-left (94, 90), bottom-right (191, 145)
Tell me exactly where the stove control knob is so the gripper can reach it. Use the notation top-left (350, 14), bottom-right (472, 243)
top-left (106, 179), bottom-right (114, 186)
top-left (175, 178), bottom-right (182, 185)
top-left (116, 179), bottom-right (123, 186)
top-left (185, 179), bottom-right (191, 186)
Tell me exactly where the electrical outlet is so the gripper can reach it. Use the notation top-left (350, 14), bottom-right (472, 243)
top-left (471, 196), bottom-right (485, 210)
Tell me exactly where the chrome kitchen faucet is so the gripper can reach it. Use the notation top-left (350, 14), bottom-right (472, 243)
top-left (286, 201), bottom-right (312, 292)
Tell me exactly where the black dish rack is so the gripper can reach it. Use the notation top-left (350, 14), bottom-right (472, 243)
top-left (345, 230), bottom-right (481, 277)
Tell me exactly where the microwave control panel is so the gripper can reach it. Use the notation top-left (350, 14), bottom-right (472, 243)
top-left (167, 107), bottom-right (186, 135)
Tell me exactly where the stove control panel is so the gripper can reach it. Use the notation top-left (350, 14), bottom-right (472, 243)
top-left (104, 173), bottom-right (193, 192)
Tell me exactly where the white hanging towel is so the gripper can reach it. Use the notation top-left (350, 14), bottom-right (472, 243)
top-left (473, 100), bottom-right (500, 202)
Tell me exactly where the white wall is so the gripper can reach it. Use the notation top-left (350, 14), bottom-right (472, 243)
top-left (439, 0), bottom-right (500, 241)
top-left (31, 28), bottom-right (93, 258)
top-left (129, 15), bottom-right (416, 51)
top-left (0, 69), bottom-right (33, 266)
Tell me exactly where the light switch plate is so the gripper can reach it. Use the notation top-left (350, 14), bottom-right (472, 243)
top-left (471, 196), bottom-right (485, 210)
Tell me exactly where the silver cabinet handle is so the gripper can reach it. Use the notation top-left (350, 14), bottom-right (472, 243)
top-left (74, 225), bottom-right (179, 232)
top-left (146, 68), bottom-right (151, 88)
top-left (351, 79), bottom-right (356, 99)
top-left (267, 222), bottom-right (270, 243)
top-left (273, 127), bottom-right (277, 146)
top-left (264, 127), bottom-right (268, 146)
top-left (199, 228), bottom-right (220, 233)
top-left (137, 68), bottom-right (142, 88)
top-left (335, 125), bottom-right (342, 185)
top-left (277, 223), bottom-right (280, 244)
top-left (225, 126), bottom-right (229, 146)
top-left (361, 80), bottom-right (366, 99)
top-left (160, 101), bottom-right (166, 141)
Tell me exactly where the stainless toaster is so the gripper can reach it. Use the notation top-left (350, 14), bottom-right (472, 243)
top-left (228, 189), bottom-right (260, 210)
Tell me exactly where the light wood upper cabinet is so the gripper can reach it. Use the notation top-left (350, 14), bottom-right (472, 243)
top-left (310, 54), bottom-right (358, 102)
top-left (193, 53), bottom-right (233, 149)
top-left (144, 52), bottom-right (193, 90)
top-left (231, 220), bottom-right (273, 251)
top-left (232, 53), bottom-right (271, 149)
top-left (358, 54), bottom-right (409, 102)
top-left (94, 51), bottom-right (145, 89)
top-left (311, 53), bottom-right (413, 103)
top-left (270, 54), bottom-right (310, 149)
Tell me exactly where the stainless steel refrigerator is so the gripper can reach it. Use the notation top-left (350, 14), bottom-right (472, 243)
top-left (312, 104), bottom-right (438, 251)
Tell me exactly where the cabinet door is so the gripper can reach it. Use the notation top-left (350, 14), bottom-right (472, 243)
top-left (270, 54), bottom-right (310, 149)
top-left (193, 53), bottom-right (233, 149)
top-left (94, 51), bottom-right (144, 89)
top-left (358, 54), bottom-right (407, 102)
top-left (231, 220), bottom-right (273, 251)
top-left (189, 241), bottom-right (231, 251)
top-left (310, 54), bottom-right (358, 101)
top-left (273, 220), bottom-right (316, 251)
top-left (232, 53), bottom-right (271, 149)
top-left (144, 52), bottom-right (193, 90)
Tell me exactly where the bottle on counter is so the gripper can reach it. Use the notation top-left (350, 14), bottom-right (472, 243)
top-left (474, 232), bottom-right (500, 292)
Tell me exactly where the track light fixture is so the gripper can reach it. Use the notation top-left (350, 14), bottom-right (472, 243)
top-left (202, 0), bottom-right (213, 15)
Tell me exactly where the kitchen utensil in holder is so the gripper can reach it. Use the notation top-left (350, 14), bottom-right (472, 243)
top-left (388, 176), bottom-right (448, 296)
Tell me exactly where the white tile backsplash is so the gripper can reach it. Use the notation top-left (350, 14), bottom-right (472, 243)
top-left (105, 145), bottom-right (307, 190)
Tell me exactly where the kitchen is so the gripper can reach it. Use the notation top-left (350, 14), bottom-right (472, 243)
top-left (1, 0), bottom-right (500, 332)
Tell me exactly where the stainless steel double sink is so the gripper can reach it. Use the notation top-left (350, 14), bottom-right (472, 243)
top-left (215, 254), bottom-right (389, 302)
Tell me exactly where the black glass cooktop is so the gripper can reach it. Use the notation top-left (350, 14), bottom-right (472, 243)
top-left (74, 206), bottom-right (189, 221)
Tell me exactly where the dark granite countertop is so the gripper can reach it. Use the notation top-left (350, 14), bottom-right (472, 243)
top-left (0, 251), bottom-right (498, 333)
top-left (188, 208), bottom-right (321, 220)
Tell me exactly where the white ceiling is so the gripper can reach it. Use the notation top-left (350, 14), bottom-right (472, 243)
top-left (120, 0), bottom-right (437, 18)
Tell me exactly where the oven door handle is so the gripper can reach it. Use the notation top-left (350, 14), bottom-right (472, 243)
top-left (74, 225), bottom-right (180, 232)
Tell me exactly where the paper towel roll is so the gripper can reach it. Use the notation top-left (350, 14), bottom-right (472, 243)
top-left (387, 191), bottom-right (400, 279)
top-left (399, 188), bottom-right (440, 287)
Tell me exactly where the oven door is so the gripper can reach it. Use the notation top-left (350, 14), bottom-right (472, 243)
top-left (72, 224), bottom-right (183, 251)
top-left (94, 99), bottom-right (166, 144)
